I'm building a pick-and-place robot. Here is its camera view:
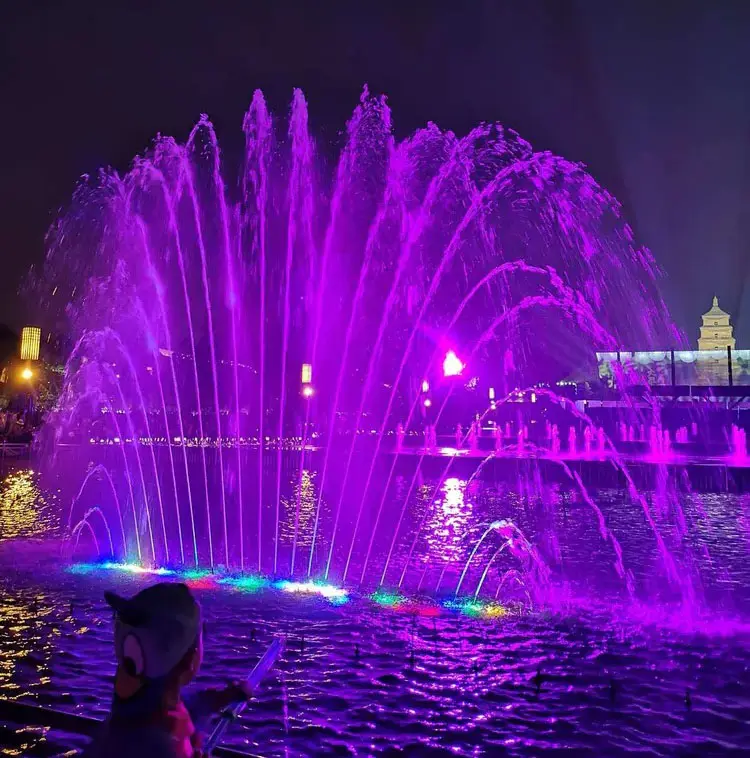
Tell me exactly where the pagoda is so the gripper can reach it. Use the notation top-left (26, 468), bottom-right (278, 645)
top-left (698, 296), bottom-right (736, 351)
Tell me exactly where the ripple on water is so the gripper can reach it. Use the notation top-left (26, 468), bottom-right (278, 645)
top-left (0, 549), bottom-right (749, 755)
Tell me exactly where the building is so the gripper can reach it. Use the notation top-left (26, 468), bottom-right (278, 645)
top-left (698, 296), bottom-right (735, 351)
top-left (597, 296), bottom-right (746, 389)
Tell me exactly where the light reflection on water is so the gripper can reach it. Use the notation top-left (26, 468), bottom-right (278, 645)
top-left (0, 584), bottom-right (60, 756)
top-left (2, 464), bottom-right (750, 754)
top-left (0, 469), bottom-right (60, 541)
top-left (0, 553), bottom-right (748, 757)
top-left (280, 469), bottom-right (319, 548)
top-left (424, 476), bottom-right (473, 566)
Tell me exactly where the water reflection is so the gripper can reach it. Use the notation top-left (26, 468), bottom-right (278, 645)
top-left (280, 469), bottom-right (319, 548)
top-left (424, 477), bottom-right (473, 566)
top-left (0, 469), bottom-right (60, 540)
top-left (0, 586), bottom-right (57, 755)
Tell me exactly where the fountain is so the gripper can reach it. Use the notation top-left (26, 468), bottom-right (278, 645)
top-left (467, 420), bottom-right (479, 452)
top-left (568, 426), bottom-right (577, 457)
top-left (550, 424), bottom-right (560, 455)
top-left (395, 423), bottom-right (405, 452)
top-left (493, 424), bottom-right (503, 453)
top-left (454, 424), bottom-right (463, 449)
top-left (11, 78), bottom-right (750, 758)
top-left (731, 424), bottom-right (747, 460)
top-left (34, 85), bottom-right (745, 622)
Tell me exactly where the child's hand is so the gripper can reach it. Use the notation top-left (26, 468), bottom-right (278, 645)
top-left (224, 679), bottom-right (253, 702)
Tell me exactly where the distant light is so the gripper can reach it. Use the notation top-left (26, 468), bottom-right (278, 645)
top-left (275, 579), bottom-right (348, 603)
top-left (531, 392), bottom-right (537, 403)
top-left (20, 367), bottom-right (33, 381)
top-left (68, 562), bottom-right (176, 577)
top-left (20, 327), bottom-right (41, 361)
top-left (302, 385), bottom-right (314, 398)
top-left (488, 387), bottom-right (495, 400)
top-left (301, 363), bottom-right (312, 385)
top-left (443, 350), bottom-right (464, 377)
top-left (421, 379), bottom-right (430, 393)
top-left (371, 589), bottom-right (406, 608)
top-left (218, 575), bottom-right (269, 593)
top-left (423, 398), bottom-right (432, 408)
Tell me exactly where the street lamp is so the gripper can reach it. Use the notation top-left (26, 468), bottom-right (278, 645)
top-left (20, 367), bottom-right (33, 381)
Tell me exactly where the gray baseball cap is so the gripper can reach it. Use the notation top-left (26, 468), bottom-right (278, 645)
top-left (105, 582), bottom-right (201, 698)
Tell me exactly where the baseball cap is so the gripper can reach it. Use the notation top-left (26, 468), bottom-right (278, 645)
top-left (104, 582), bottom-right (201, 698)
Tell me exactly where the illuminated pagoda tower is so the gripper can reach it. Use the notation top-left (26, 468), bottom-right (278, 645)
top-left (698, 296), bottom-right (735, 351)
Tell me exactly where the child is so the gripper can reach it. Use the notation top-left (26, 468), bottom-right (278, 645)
top-left (86, 582), bottom-right (247, 757)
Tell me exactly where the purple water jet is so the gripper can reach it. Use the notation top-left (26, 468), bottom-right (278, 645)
top-left (32, 86), bottom-right (740, 628)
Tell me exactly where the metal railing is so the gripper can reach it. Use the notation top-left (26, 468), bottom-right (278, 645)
top-left (0, 441), bottom-right (31, 460)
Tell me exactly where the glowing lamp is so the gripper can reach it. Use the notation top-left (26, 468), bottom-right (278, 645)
top-left (423, 398), bottom-right (432, 408)
top-left (301, 363), bottom-right (312, 384)
top-left (302, 385), bottom-right (314, 398)
top-left (20, 326), bottom-right (41, 361)
top-left (443, 350), bottom-right (464, 377)
top-left (488, 387), bottom-right (495, 400)
top-left (20, 367), bottom-right (33, 381)
top-left (421, 379), bottom-right (430, 393)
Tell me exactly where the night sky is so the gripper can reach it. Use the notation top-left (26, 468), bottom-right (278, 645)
top-left (2, 1), bottom-right (749, 343)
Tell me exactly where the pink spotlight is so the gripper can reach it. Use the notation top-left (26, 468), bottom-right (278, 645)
top-left (302, 385), bottom-right (314, 398)
top-left (443, 350), bottom-right (464, 377)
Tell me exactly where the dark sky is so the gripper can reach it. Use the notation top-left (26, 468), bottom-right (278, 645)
top-left (2, 0), bottom-right (750, 344)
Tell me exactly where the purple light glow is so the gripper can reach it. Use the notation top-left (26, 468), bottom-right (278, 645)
top-left (36, 85), bottom-right (733, 633)
top-left (443, 350), bottom-right (464, 377)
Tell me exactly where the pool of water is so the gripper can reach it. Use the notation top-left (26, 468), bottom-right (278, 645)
top-left (2, 461), bottom-right (750, 756)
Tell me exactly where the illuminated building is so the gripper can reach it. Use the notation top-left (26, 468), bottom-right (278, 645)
top-left (698, 296), bottom-right (735, 350)
top-left (597, 297), bottom-right (745, 388)
top-left (20, 327), bottom-right (41, 361)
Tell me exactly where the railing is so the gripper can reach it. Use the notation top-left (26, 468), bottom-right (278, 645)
top-left (0, 441), bottom-right (31, 460)
top-left (0, 698), bottom-right (259, 757)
